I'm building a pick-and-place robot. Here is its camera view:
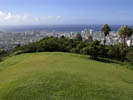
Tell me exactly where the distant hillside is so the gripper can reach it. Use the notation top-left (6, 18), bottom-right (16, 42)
top-left (0, 52), bottom-right (133, 100)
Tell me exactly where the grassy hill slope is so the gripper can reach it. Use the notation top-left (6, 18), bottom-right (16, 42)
top-left (0, 52), bottom-right (133, 100)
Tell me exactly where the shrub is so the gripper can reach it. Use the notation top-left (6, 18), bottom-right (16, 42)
top-left (75, 32), bottom-right (82, 41)
top-left (10, 36), bottom-right (133, 63)
top-left (126, 52), bottom-right (133, 63)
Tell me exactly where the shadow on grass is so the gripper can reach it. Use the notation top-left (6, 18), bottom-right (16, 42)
top-left (89, 57), bottom-right (119, 64)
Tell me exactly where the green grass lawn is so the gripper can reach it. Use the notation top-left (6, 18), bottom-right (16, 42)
top-left (0, 52), bottom-right (133, 100)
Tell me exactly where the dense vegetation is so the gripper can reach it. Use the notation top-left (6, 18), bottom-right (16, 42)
top-left (10, 36), bottom-right (133, 65)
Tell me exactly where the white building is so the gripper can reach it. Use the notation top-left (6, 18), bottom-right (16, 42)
top-left (89, 29), bottom-right (94, 35)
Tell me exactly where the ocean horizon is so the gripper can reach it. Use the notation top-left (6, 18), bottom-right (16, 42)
top-left (0, 24), bottom-right (132, 32)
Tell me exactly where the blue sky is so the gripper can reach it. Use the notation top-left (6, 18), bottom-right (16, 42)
top-left (0, 0), bottom-right (132, 25)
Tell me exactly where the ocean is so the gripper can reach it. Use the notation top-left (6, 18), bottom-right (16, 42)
top-left (0, 25), bottom-right (132, 32)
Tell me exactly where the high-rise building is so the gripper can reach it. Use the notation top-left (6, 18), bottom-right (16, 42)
top-left (89, 29), bottom-right (94, 35)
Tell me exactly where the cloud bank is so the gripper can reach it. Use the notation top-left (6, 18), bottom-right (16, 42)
top-left (0, 11), bottom-right (62, 25)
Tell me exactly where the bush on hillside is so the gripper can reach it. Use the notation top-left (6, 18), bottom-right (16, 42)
top-left (126, 52), bottom-right (133, 64)
top-left (11, 36), bottom-right (133, 63)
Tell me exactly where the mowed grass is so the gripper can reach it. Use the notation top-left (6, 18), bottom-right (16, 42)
top-left (0, 52), bottom-right (133, 100)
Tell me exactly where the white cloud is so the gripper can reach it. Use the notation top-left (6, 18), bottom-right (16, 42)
top-left (0, 11), bottom-right (62, 25)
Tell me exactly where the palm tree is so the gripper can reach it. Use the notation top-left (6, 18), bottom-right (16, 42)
top-left (117, 25), bottom-right (132, 48)
top-left (101, 24), bottom-right (111, 45)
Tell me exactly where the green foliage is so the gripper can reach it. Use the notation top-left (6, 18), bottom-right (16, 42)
top-left (88, 40), bottom-right (101, 59)
top-left (0, 50), bottom-right (7, 57)
top-left (117, 25), bottom-right (133, 47)
top-left (75, 42), bottom-right (88, 54)
top-left (20, 37), bottom-right (68, 53)
top-left (0, 50), bottom-right (8, 62)
top-left (75, 32), bottom-right (82, 41)
top-left (101, 24), bottom-right (111, 36)
top-left (82, 40), bottom-right (101, 59)
top-left (118, 25), bottom-right (132, 39)
top-left (107, 44), bottom-right (125, 61)
top-left (10, 36), bottom-right (133, 63)
top-left (88, 35), bottom-right (93, 42)
top-left (101, 24), bottom-right (111, 45)
top-left (126, 52), bottom-right (133, 63)
top-left (13, 37), bottom-right (87, 55)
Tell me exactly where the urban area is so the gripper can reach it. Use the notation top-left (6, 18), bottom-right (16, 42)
top-left (0, 29), bottom-right (133, 51)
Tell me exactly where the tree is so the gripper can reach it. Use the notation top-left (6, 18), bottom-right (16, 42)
top-left (118, 25), bottom-right (133, 48)
top-left (101, 24), bottom-right (111, 45)
top-left (75, 32), bottom-right (82, 41)
top-left (83, 40), bottom-right (101, 59)
top-left (126, 52), bottom-right (133, 65)
top-left (88, 35), bottom-right (93, 43)
top-left (107, 44), bottom-right (126, 61)
top-left (89, 40), bottom-right (101, 59)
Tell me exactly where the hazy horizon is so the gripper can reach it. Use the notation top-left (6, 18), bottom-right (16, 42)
top-left (0, 24), bottom-right (132, 32)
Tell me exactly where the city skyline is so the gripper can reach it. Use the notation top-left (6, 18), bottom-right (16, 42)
top-left (0, 0), bottom-right (133, 25)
